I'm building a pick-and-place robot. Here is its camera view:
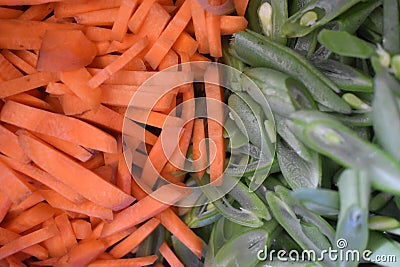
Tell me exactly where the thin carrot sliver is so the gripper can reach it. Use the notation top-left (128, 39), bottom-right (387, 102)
top-left (0, 192), bottom-right (11, 224)
top-left (87, 68), bottom-right (155, 85)
top-left (107, 34), bottom-right (143, 54)
top-left (144, 0), bottom-right (191, 69)
top-left (192, 118), bottom-right (207, 179)
top-left (111, 0), bottom-right (139, 41)
top-left (54, 214), bottom-right (78, 251)
top-left (41, 218), bottom-right (68, 258)
top-left (95, 41), bottom-right (111, 56)
top-left (117, 153), bottom-right (131, 195)
top-left (233, 0), bottom-right (249, 16)
top-left (1, 50), bottom-right (36, 75)
top-left (74, 8), bottom-right (119, 26)
top-left (0, 160), bottom-right (32, 205)
top-left (205, 10), bottom-right (222, 57)
top-left (71, 219), bottom-right (92, 240)
top-left (88, 256), bottom-right (158, 267)
top-left (0, 124), bottom-right (30, 163)
top-left (59, 93), bottom-right (91, 115)
top-left (18, 133), bottom-right (134, 211)
top-left (100, 226), bottom-right (136, 249)
top-left (159, 49), bottom-right (179, 71)
top-left (109, 217), bottom-right (160, 258)
top-left (0, 53), bottom-right (23, 81)
top-left (80, 152), bottom-right (105, 170)
top-left (90, 55), bottom-right (146, 71)
top-left (8, 191), bottom-right (44, 218)
top-left (12, 50), bottom-right (38, 69)
top-left (45, 82), bottom-right (72, 95)
top-left (190, 0), bottom-right (209, 53)
top-left (83, 26), bottom-right (112, 42)
top-left (220, 15), bottom-right (248, 35)
top-left (18, 3), bottom-right (54, 21)
top-left (67, 239), bottom-right (105, 267)
top-left (172, 31), bottom-right (198, 57)
top-left (5, 93), bottom-right (53, 111)
top-left (54, 0), bottom-right (121, 18)
top-left (0, 7), bottom-right (23, 19)
top-left (159, 241), bottom-right (184, 267)
top-left (128, 0), bottom-right (156, 34)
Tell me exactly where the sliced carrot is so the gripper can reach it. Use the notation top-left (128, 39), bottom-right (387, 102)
top-left (172, 31), bottom-right (198, 57)
top-left (8, 191), bottom-right (44, 218)
top-left (27, 257), bottom-right (59, 266)
top-left (190, 0), bottom-right (209, 53)
top-left (94, 41), bottom-right (111, 56)
top-left (87, 68), bottom-right (155, 85)
top-left (18, 133), bottom-right (134, 211)
top-left (116, 153), bottom-right (132, 195)
top-left (54, 213), bottom-right (78, 251)
top-left (220, 15), bottom-right (248, 35)
top-left (0, 19), bottom-right (82, 50)
top-left (0, 161), bottom-right (32, 205)
top-left (87, 37), bottom-right (148, 88)
top-left (5, 93), bottom-right (53, 111)
top-left (0, 155), bottom-right (85, 204)
top-left (126, 108), bottom-right (184, 129)
top-left (67, 239), bottom-right (105, 267)
top-left (37, 29), bottom-right (97, 72)
top-left (71, 219), bottom-right (92, 240)
top-left (2, 203), bottom-right (55, 234)
top-left (45, 82), bottom-right (72, 95)
top-left (33, 132), bottom-right (93, 162)
top-left (94, 165), bottom-right (116, 184)
top-left (100, 226), bottom-right (136, 249)
top-left (0, 192), bottom-right (11, 224)
top-left (89, 55), bottom-right (146, 71)
top-left (233, 0), bottom-right (249, 16)
top-left (1, 50), bottom-right (36, 75)
top-left (0, 7), bottom-right (23, 19)
top-left (109, 218), bottom-right (160, 258)
top-left (74, 8), bottom-right (119, 26)
top-left (0, 225), bottom-right (57, 261)
top-left (111, 0), bottom-right (139, 42)
top-left (144, 0), bottom-right (191, 69)
top-left (190, 52), bottom-right (211, 62)
top-left (83, 26), bottom-right (112, 42)
top-left (80, 152), bottom-right (105, 170)
top-left (54, 0), bottom-right (121, 18)
top-left (157, 208), bottom-right (203, 259)
top-left (12, 50), bottom-right (38, 69)
top-left (106, 34), bottom-right (143, 53)
top-left (193, 118), bottom-right (207, 179)
top-left (101, 184), bottom-right (190, 237)
top-left (0, 53), bottom-right (23, 81)
top-left (41, 218), bottom-right (68, 258)
top-left (1, 101), bottom-right (117, 153)
top-left (59, 93), bottom-right (91, 115)
top-left (205, 9), bottom-right (222, 57)
top-left (0, 124), bottom-right (30, 163)
top-left (128, 0), bottom-right (156, 34)
top-left (0, 71), bottom-right (58, 99)
top-left (88, 256), bottom-right (158, 267)
top-left (18, 3), bottom-right (54, 21)
top-left (159, 241), bottom-right (184, 267)
top-left (59, 67), bottom-right (101, 111)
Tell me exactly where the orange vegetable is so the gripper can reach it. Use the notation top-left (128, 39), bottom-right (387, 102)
top-left (192, 118), bottom-right (207, 179)
top-left (220, 15), bottom-right (248, 35)
top-left (128, 0), bottom-right (156, 34)
top-left (8, 191), bottom-right (44, 218)
top-left (41, 218), bottom-right (68, 258)
top-left (89, 55), bottom-right (146, 71)
top-left (172, 31), bottom-right (198, 57)
top-left (158, 241), bottom-right (184, 267)
top-left (107, 34), bottom-right (143, 54)
top-left (0, 53), bottom-right (23, 80)
top-left (0, 192), bottom-right (12, 224)
top-left (1, 49), bottom-right (36, 74)
top-left (18, 3), bottom-right (54, 21)
top-left (190, 0), bottom-right (209, 53)
top-left (67, 239), bottom-right (105, 267)
top-left (0, 160), bottom-right (32, 204)
top-left (88, 256), bottom-right (158, 267)
top-left (59, 93), bottom-right (91, 115)
top-left (54, 0), bottom-right (121, 18)
top-left (71, 219), bottom-right (92, 240)
top-left (111, 0), bottom-right (139, 41)
top-left (205, 8), bottom-right (222, 57)
top-left (0, 124), bottom-right (30, 163)
top-left (74, 8), bottom-right (119, 26)
top-left (54, 213), bottom-right (78, 251)
top-left (12, 50), bottom-right (38, 68)
top-left (233, 0), bottom-right (249, 16)
top-left (0, 7), bottom-right (23, 19)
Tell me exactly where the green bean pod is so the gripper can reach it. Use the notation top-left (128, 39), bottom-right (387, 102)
top-left (292, 188), bottom-right (339, 217)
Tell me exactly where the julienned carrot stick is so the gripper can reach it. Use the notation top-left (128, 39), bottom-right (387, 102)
top-left (0, 192), bottom-right (11, 224)
top-left (190, 0), bottom-right (210, 53)
top-left (87, 68), bottom-right (155, 86)
top-left (5, 93), bottom-right (53, 111)
top-left (1, 50), bottom-right (36, 75)
top-left (87, 37), bottom-right (148, 88)
top-left (109, 217), bottom-right (160, 258)
top-left (45, 82), bottom-right (72, 95)
top-left (158, 241), bottom-right (184, 267)
top-left (107, 34), bottom-right (143, 53)
top-left (101, 184), bottom-right (191, 237)
top-left (95, 41), bottom-right (111, 56)
top-left (117, 153), bottom-right (131, 195)
top-left (88, 256), bottom-right (158, 267)
top-left (89, 55), bottom-right (146, 71)
top-left (1, 101), bottom-right (117, 153)
top-left (0, 7), bottom-right (23, 19)
top-left (59, 93), bottom-right (91, 115)
top-left (2, 202), bottom-right (55, 234)
top-left (205, 8), bottom-right (222, 57)
top-left (83, 27), bottom-right (112, 42)
top-left (220, 16), bottom-right (248, 35)
top-left (0, 71), bottom-right (58, 98)
top-left (172, 31), bottom-right (198, 57)
top-left (67, 239), bottom-right (105, 267)
top-left (159, 49), bottom-right (178, 71)
top-left (0, 227), bottom-right (48, 260)
top-left (12, 50), bottom-right (38, 68)
top-left (74, 8), bottom-right (119, 26)
top-left (54, 0), bottom-right (121, 18)
top-left (0, 225), bottom-right (58, 260)
top-left (157, 208), bottom-right (203, 259)
top-left (111, 0), bottom-right (139, 41)
top-left (100, 226), bottom-right (136, 249)
top-left (125, 107), bottom-right (184, 128)
top-left (59, 67), bottom-right (101, 111)
top-left (0, 53), bottom-right (23, 81)
top-left (54, 214), bottom-right (78, 251)
top-left (233, 0), bottom-right (249, 16)
top-left (0, 155), bottom-right (86, 205)
top-left (127, 0), bottom-right (156, 34)
top-left (71, 219), bottom-right (92, 240)
top-left (0, 160), bottom-right (32, 205)
top-left (18, 3), bottom-right (54, 21)
top-left (190, 52), bottom-right (211, 62)
top-left (0, 124), bottom-right (30, 163)
top-left (144, 0), bottom-right (191, 69)
top-left (8, 191), bottom-right (44, 217)
top-left (192, 118), bottom-right (207, 179)
top-left (42, 218), bottom-right (68, 258)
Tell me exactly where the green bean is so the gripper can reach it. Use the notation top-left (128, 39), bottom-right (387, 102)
top-left (335, 169), bottom-right (369, 267)
top-left (372, 68), bottom-right (400, 161)
top-left (369, 192), bottom-right (393, 212)
top-left (224, 117), bottom-right (249, 149)
top-left (332, 111), bottom-right (372, 127)
top-left (172, 236), bottom-right (204, 267)
top-left (366, 231), bottom-right (400, 267)
top-left (258, 0), bottom-right (288, 45)
top-left (246, 0), bottom-right (263, 33)
top-left (184, 193), bottom-right (222, 228)
top-left (292, 188), bottom-right (339, 217)
top-left (285, 77), bottom-right (317, 110)
top-left (232, 30), bottom-right (351, 113)
top-left (383, 0), bottom-right (400, 54)
top-left (282, 0), bottom-right (365, 37)
top-left (369, 216), bottom-right (400, 231)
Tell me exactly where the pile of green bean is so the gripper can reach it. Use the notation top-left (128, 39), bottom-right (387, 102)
top-left (172, 0), bottom-right (400, 266)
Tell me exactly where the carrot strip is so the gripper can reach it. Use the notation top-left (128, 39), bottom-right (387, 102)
top-left (59, 93), bottom-right (91, 115)
top-left (0, 19), bottom-right (82, 50)
top-left (190, 52), bottom-right (211, 62)
top-left (1, 101), bottom-right (117, 153)
top-left (95, 41), bottom-right (111, 56)
top-left (83, 26), bottom-right (112, 42)
top-left (12, 50), bottom-right (38, 68)
top-left (233, 0), bottom-right (249, 16)
top-left (126, 108), bottom-right (184, 129)
top-left (2, 203), bottom-right (55, 234)
top-left (80, 152), bottom-right (105, 170)
top-left (33, 132), bottom-right (93, 162)
top-left (18, 133), bottom-right (134, 211)
top-left (128, 0), bottom-right (156, 33)
top-left (117, 153), bottom-right (132, 195)
top-left (190, 0), bottom-right (209, 53)
top-left (27, 257), bottom-right (59, 266)
top-left (8, 191), bottom-right (44, 218)
top-left (159, 241), bottom-right (184, 267)
top-left (74, 8), bottom-right (119, 26)
top-left (88, 256), bottom-right (158, 267)
top-left (193, 118), bottom-right (207, 179)
top-left (67, 239), bottom-right (105, 267)
top-left (89, 55), bottom-right (146, 71)
top-left (54, 0), bottom-right (121, 18)
top-left (172, 31), bottom-right (198, 57)
top-left (1, 50), bottom-right (36, 75)
top-left (88, 37), bottom-right (148, 88)
top-left (45, 82), bottom-right (72, 95)
top-left (0, 161), bottom-right (32, 205)
top-left (0, 53), bottom-right (23, 81)
top-left (41, 218), bottom-right (68, 258)
top-left (144, 0), bottom-right (191, 69)
top-left (0, 7), bottom-right (23, 19)
top-left (205, 10), bottom-right (222, 57)
top-left (94, 165), bottom-right (116, 184)
top-left (100, 227), bottom-right (136, 249)
top-left (71, 219), bottom-right (92, 240)
top-left (0, 71), bottom-right (58, 98)
top-left (111, 0), bottom-right (139, 42)
top-left (87, 68), bottom-right (155, 85)
top-left (159, 49), bottom-right (179, 71)
top-left (1, 0), bottom-right (62, 4)
top-left (0, 124), bottom-right (30, 163)
top-left (157, 208), bottom-right (203, 259)
top-left (109, 218), bottom-right (160, 258)
top-left (220, 15), bottom-right (248, 35)
top-left (5, 93), bottom-right (53, 111)
top-left (0, 226), bottom-right (56, 261)
top-left (54, 214), bottom-right (78, 251)
top-left (101, 184), bottom-right (190, 237)
top-left (18, 3), bottom-right (54, 21)
top-left (59, 67), bottom-right (101, 111)
top-left (0, 192), bottom-right (11, 224)
top-left (0, 155), bottom-right (85, 204)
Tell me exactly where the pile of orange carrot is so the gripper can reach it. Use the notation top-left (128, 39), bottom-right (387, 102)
top-left (0, 0), bottom-right (249, 266)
